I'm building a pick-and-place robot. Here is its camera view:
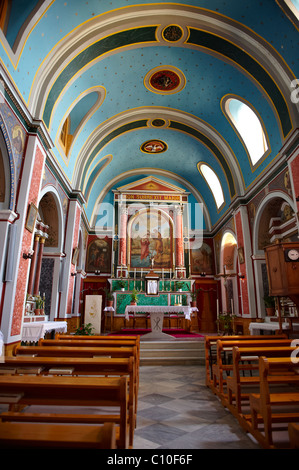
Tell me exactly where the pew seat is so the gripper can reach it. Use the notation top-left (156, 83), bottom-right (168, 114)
top-left (248, 357), bottom-right (299, 448)
top-left (0, 421), bottom-right (116, 449)
top-left (204, 335), bottom-right (287, 389)
top-left (0, 375), bottom-right (130, 448)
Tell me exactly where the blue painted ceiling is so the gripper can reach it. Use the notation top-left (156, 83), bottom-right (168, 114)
top-left (1, 1), bottom-right (298, 230)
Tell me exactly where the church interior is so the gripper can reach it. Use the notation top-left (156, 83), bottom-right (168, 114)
top-left (0, 0), bottom-right (298, 450)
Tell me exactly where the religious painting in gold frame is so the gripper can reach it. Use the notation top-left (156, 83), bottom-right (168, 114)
top-left (25, 203), bottom-right (38, 233)
top-left (128, 208), bottom-right (173, 270)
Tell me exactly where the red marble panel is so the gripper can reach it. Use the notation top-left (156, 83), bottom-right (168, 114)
top-left (11, 145), bottom-right (45, 336)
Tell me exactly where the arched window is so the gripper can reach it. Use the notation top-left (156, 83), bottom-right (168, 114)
top-left (0, 0), bottom-right (9, 34)
top-left (223, 97), bottom-right (268, 166)
top-left (59, 116), bottom-right (72, 156)
top-left (198, 163), bottom-right (224, 209)
top-left (284, 0), bottom-right (299, 19)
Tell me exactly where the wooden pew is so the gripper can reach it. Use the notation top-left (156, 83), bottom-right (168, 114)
top-left (288, 423), bottom-right (299, 449)
top-left (248, 357), bottom-right (299, 448)
top-left (211, 339), bottom-right (293, 398)
top-left (0, 375), bottom-right (130, 449)
top-left (54, 333), bottom-right (140, 359)
top-left (0, 355), bottom-right (137, 446)
top-left (38, 337), bottom-right (140, 368)
top-left (14, 344), bottom-right (139, 393)
top-left (204, 334), bottom-right (287, 388)
top-left (225, 346), bottom-right (297, 419)
top-left (0, 421), bottom-right (116, 449)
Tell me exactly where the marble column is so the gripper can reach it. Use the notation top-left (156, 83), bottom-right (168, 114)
top-left (119, 204), bottom-right (128, 276)
top-left (174, 205), bottom-right (185, 277)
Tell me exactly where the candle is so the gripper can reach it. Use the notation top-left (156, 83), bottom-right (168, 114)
top-left (134, 268), bottom-right (136, 279)
top-left (231, 298), bottom-right (234, 315)
top-left (162, 268), bottom-right (164, 279)
top-left (217, 299), bottom-right (219, 319)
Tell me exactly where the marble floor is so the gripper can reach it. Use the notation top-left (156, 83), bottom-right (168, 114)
top-left (133, 364), bottom-right (260, 450)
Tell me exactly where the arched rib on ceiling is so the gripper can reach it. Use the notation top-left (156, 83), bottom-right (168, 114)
top-left (89, 167), bottom-right (212, 232)
top-left (28, 4), bottom-right (295, 137)
top-left (73, 107), bottom-right (241, 199)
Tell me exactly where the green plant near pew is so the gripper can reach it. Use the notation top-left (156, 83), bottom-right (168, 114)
top-left (74, 323), bottom-right (95, 335)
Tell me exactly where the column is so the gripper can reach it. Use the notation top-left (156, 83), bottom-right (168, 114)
top-left (27, 233), bottom-right (40, 295)
top-left (33, 235), bottom-right (46, 296)
top-left (119, 204), bottom-right (128, 277)
top-left (174, 205), bottom-right (185, 278)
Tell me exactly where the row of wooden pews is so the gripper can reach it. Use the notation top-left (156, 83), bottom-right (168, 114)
top-left (0, 334), bottom-right (140, 449)
top-left (205, 334), bottom-right (299, 449)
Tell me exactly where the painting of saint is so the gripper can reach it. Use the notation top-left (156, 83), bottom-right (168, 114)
top-left (129, 210), bottom-right (172, 269)
top-left (191, 242), bottom-right (214, 274)
top-left (86, 238), bottom-right (110, 272)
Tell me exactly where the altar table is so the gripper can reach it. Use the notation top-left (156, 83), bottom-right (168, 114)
top-left (21, 321), bottom-right (67, 343)
top-left (124, 305), bottom-right (196, 340)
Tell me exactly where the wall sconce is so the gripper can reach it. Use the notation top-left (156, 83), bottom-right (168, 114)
top-left (94, 270), bottom-right (101, 275)
top-left (200, 272), bottom-right (206, 277)
top-left (71, 272), bottom-right (77, 277)
top-left (238, 273), bottom-right (245, 280)
top-left (23, 249), bottom-right (34, 260)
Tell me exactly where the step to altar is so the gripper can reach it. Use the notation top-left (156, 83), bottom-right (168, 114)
top-left (140, 340), bottom-right (205, 366)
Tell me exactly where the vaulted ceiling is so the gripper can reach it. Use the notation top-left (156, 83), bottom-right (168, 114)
top-left (1, 1), bottom-right (298, 231)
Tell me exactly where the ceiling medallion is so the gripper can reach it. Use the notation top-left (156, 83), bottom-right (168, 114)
top-left (150, 70), bottom-right (180, 92)
top-left (162, 25), bottom-right (183, 42)
top-left (144, 66), bottom-right (185, 95)
top-left (141, 140), bottom-right (167, 154)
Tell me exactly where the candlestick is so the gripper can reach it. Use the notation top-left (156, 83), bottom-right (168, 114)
top-left (231, 298), bottom-right (234, 315)
top-left (217, 299), bottom-right (219, 319)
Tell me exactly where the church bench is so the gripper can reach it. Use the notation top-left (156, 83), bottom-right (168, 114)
top-left (0, 421), bottom-right (116, 449)
top-left (13, 344), bottom-right (139, 409)
top-left (248, 357), bottom-right (299, 449)
top-left (37, 339), bottom-right (140, 379)
top-left (54, 333), bottom-right (140, 356)
top-left (0, 355), bottom-right (137, 442)
top-left (225, 346), bottom-right (298, 419)
top-left (0, 375), bottom-right (130, 449)
top-left (14, 345), bottom-right (139, 399)
top-left (288, 423), bottom-right (299, 449)
top-left (204, 334), bottom-right (287, 388)
top-left (210, 338), bottom-right (293, 398)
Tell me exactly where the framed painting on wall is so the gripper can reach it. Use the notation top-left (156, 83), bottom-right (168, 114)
top-left (86, 238), bottom-right (111, 273)
top-left (190, 242), bottom-right (214, 275)
top-left (25, 203), bottom-right (38, 233)
top-left (128, 208), bottom-right (173, 270)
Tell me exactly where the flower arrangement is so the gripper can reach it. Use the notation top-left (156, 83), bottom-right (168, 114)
top-left (74, 323), bottom-right (95, 335)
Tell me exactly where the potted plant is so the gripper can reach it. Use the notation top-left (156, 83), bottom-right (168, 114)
top-left (176, 281), bottom-right (184, 291)
top-left (130, 289), bottom-right (139, 305)
top-left (74, 323), bottom-right (95, 335)
top-left (264, 295), bottom-right (275, 316)
top-left (104, 288), bottom-right (114, 307)
top-left (34, 294), bottom-right (44, 315)
top-left (190, 289), bottom-right (198, 307)
top-left (119, 280), bottom-right (126, 291)
top-left (216, 312), bottom-right (237, 335)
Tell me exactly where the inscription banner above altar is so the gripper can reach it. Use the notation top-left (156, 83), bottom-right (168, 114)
top-left (124, 194), bottom-right (182, 201)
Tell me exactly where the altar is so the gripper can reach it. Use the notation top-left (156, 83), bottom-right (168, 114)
top-left (124, 305), bottom-right (196, 340)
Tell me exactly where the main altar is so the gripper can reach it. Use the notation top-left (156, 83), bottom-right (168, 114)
top-left (100, 177), bottom-right (201, 334)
